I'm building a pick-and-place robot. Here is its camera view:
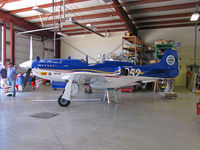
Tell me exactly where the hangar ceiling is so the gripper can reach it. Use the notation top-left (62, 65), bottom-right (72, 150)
top-left (0, 0), bottom-right (199, 36)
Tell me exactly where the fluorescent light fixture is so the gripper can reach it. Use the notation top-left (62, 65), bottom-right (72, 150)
top-left (86, 24), bottom-right (97, 30)
top-left (86, 24), bottom-right (92, 27)
top-left (65, 17), bottom-right (75, 22)
top-left (32, 6), bottom-right (50, 14)
top-left (190, 13), bottom-right (199, 21)
top-left (57, 32), bottom-right (67, 37)
top-left (17, 26), bottom-right (60, 35)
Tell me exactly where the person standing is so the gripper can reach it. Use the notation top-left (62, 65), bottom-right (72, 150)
top-left (0, 65), bottom-right (7, 88)
top-left (7, 63), bottom-right (17, 97)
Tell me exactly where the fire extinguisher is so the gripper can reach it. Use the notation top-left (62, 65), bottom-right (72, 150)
top-left (196, 101), bottom-right (200, 115)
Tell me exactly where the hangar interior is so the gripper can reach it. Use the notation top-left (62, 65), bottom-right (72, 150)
top-left (0, 0), bottom-right (200, 150)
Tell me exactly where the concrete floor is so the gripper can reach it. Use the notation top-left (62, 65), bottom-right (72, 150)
top-left (0, 85), bottom-right (200, 150)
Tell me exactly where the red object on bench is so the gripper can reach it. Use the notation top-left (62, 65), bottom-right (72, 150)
top-left (120, 85), bottom-right (134, 92)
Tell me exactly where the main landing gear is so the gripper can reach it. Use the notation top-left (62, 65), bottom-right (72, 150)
top-left (57, 95), bottom-right (71, 107)
top-left (57, 74), bottom-right (74, 107)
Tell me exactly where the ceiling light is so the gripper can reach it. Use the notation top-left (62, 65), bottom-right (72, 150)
top-left (32, 6), bottom-right (50, 15)
top-left (65, 17), bottom-right (75, 22)
top-left (86, 24), bottom-right (92, 27)
top-left (190, 12), bottom-right (199, 21)
top-left (57, 32), bottom-right (67, 37)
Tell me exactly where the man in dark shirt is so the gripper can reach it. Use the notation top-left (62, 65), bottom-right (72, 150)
top-left (0, 65), bottom-right (7, 88)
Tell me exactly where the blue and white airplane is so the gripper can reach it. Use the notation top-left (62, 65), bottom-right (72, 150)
top-left (19, 49), bottom-right (179, 107)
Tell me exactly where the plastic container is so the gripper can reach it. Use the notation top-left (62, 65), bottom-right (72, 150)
top-left (52, 81), bottom-right (66, 89)
top-left (16, 74), bottom-right (25, 85)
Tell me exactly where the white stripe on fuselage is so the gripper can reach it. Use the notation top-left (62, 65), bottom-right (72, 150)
top-left (32, 68), bottom-right (157, 89)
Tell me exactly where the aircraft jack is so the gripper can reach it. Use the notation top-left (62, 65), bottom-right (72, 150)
top-left (103, 88), bottom-right (118, 104)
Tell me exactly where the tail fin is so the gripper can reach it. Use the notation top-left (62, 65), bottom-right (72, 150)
top-left (159, 49), bottom-right (179, 78)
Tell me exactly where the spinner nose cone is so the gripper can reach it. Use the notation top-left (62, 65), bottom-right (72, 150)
top-left (19, 60), bottom-right (32, 70)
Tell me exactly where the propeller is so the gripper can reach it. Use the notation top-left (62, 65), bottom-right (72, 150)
top-left (19, 35), bottom-right (34, 89)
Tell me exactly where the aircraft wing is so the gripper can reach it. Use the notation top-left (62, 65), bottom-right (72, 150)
top-left (61, 72), bottom-right (119, 80)
top-left (61, 66), bottom-right (122, 81)
top-left (142, 80), bottom-right (156, 83)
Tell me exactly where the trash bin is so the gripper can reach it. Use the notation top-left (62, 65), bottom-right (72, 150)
top-left (16, 74), bottom-right (25, 85)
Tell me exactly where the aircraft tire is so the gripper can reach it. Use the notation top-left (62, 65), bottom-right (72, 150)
top-left (58, 95), bottom-right (71, 107)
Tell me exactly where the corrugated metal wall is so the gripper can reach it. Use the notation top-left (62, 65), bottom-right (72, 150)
top-left (15, 33), bottom-right (30, 68)
top-left (15, 33), bottom-right (46, 73)
top-left (32, 36), bottom-right (44, 59)
top-left (44, 39), bottom-right (54, 58)
top-left (0, 25), bottom-right (54, 72)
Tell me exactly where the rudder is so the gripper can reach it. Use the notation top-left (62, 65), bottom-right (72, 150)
top-left (159, 49), bottom-right (179, 78)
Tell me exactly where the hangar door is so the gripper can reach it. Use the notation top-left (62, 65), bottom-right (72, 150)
top-left (15, 33), bottom-right (44, 73)
top-left (15, 34), bottom-right (30, 71)
top-left (32, 36), bottom-right (44, 60)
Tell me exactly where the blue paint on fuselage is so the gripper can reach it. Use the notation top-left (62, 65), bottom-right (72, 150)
top-left (32, 49), bottom-right (179, 78)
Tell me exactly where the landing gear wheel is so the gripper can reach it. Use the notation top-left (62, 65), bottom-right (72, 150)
top-left (58, 95), bottom-right (71, 107)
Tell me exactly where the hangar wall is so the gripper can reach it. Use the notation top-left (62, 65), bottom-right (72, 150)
top-left (61, 32), bottom-right (125, 62)
top-left (61, 27), bottom-right (200, 87)
top-left (138, 27), bottom-right (200, 86)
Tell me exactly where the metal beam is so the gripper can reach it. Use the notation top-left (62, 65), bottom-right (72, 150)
top-left (0, 9), bottom-right (44, 36)
top-left (9, 0), bottom-right (89, 14)
top-left (16, 26), bottom-right (59, 35)
top-left (67, 28), bottom-right (127, 36)
top-left (62, 19), bottom-right (121, 29)
top-left (72, 20), bottom-right (106, 37)
top-left (3, 22), bottom-right (6, 66)
top-left (23, 0), bottom-right (173, 22)
top-left (136, 19), bottom-right (190, 26)
top-left (138, 23), bottom-right (199, 30)
top-left (0, 0), bottom-right (21, 3)
top-left (133, 12), bottom-right (199, 21)
top-left (112, 0), bottom-right (137, 35)
top-left (32, 2), bottom-right (200, 26)
top-left (24, 4), bottom-right (113, 21)
top-left (128, 2), bottom-right (200, 14)
top-left (62, 24), bottom-right (125, 33)
top-left (121, 0), bottom-right (173, 6)
top-left (35, 12), bottom-right (117, 25)
top-left (10, 23), bottom-right (15, 64)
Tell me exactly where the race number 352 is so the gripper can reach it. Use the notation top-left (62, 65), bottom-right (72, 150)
top-left (127, 68), bottom-right (141, 76)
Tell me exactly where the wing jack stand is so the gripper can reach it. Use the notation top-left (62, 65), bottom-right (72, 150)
top-left (103, 88), bottom-right (118, 104)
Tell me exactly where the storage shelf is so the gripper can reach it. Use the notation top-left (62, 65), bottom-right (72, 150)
top-left (123, 46), bottom-right (144, 52)
top-left (123, 36), bottom-right (143, 45)
top-left (155, 43), bottom-right (173, 59)
top-left (122, 34), bottom-right (148, 65)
